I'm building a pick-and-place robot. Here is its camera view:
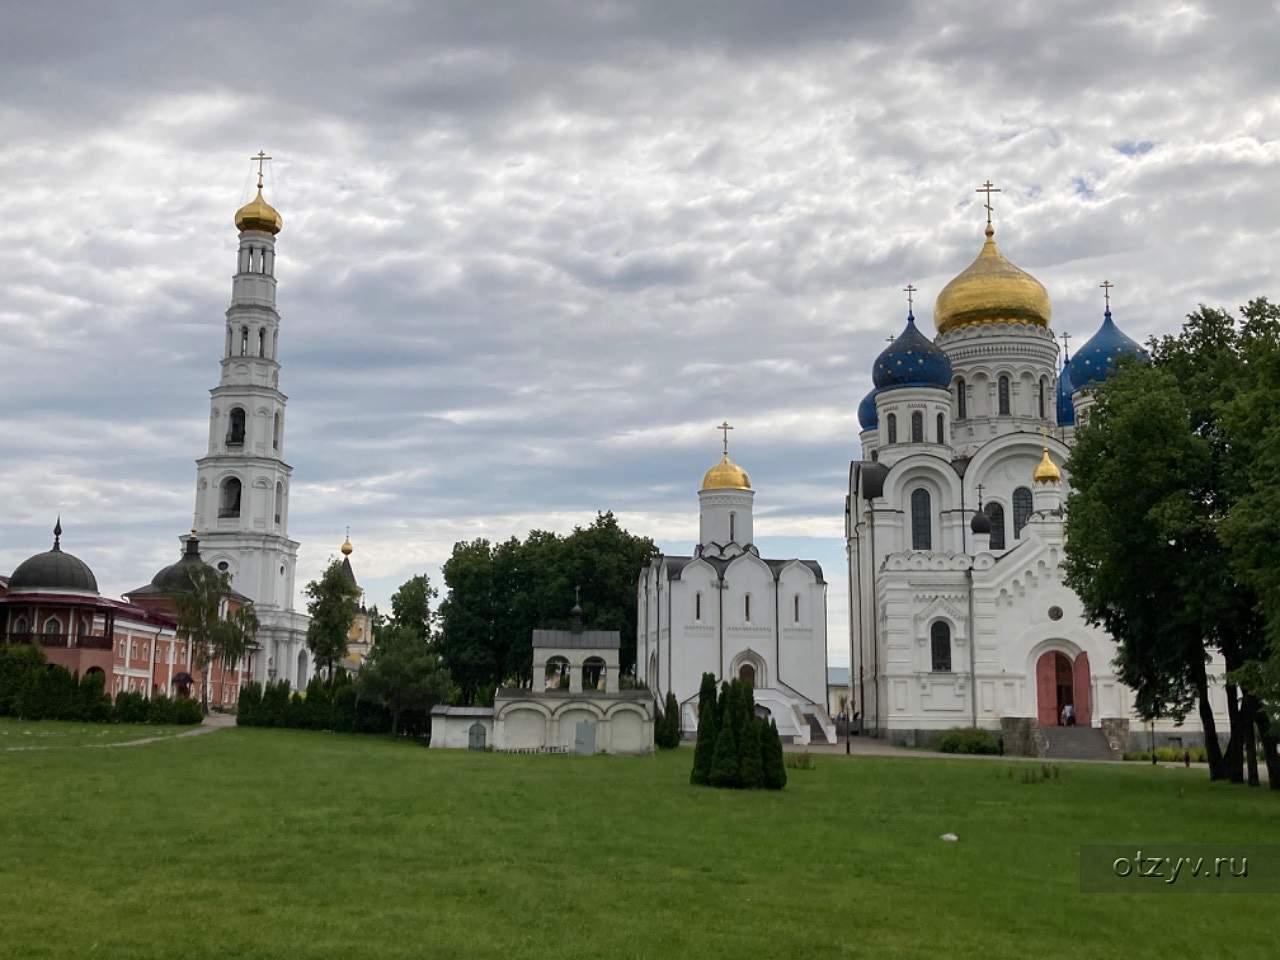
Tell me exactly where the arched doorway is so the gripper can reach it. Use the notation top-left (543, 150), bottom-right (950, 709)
top-left (1035, 649), bottom-right (1092, 726)
top-left (738, 662), bottom-right (756, 688)
top-left (296, 649), bottom-right (308, 689)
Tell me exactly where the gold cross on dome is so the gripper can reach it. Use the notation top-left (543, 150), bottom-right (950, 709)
top-left (976, 179), bottom-right (1001, 227)
top-left (903, 283), bottom-right (917, 311)
top-left (717, 421), bottom-right (733, 457)
top-left (1100, 280), bottom-right (1114, 310)
top-left (251, 150), bottom-right (272, 189)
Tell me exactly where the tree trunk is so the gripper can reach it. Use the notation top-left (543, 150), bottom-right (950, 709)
top-left (1257, 710), bottom-right (1280, 792)
top-left (1241, 693), bottom-right (1260, 787)
top-left (1224, 682), bottom-right (1245, 783)
top-left (1192, 658), bottom-right (1226, 780)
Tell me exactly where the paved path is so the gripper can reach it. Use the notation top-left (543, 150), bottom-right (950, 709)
top-left (1, 711), bottom-right (235, 752)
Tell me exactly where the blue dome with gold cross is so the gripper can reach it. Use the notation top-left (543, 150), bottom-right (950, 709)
top-left (872, 312), bottom-right (953, 391)
top-left (1071, 308), bottom-right (1148, 392)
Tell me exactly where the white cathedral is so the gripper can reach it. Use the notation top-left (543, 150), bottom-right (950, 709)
top-left (188, 168), bottom-right (312, 689)
top-left (845, 211), bottom-right (1228, 752)
top-left (637, 430), bottom-right (834, 745)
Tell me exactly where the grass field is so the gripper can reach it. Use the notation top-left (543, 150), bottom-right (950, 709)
top-left (1, 724), bottom-right (1276, 960)
top-left (0, 717), bottom-right (198, 749)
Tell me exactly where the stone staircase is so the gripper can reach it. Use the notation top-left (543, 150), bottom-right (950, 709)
top-left (804, 713), bottom-right (828, 745)
top-left (1040, 725), bottom-right (1116, 761)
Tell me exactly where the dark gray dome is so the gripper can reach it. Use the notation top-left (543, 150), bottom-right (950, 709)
top-left (9, 520), bottom-right (98, 593)
top-left (151, 534), bottom-right (217, 594)
top-left (970, 508), bottom-right (992, 535)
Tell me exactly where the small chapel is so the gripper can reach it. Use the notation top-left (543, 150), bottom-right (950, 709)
top-left (846, 186), bottom-right (1230, 755)
top-left (637, 427), bottom-right (833, 745)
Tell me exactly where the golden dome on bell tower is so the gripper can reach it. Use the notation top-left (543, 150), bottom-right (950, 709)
top-left (933, 182), bottom-right (1050, 335)
top-left (701, 420), bottom-right (752, 490)
top-left (234, 150), bottom-right (283, 234)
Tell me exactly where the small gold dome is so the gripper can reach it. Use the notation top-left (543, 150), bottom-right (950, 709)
top-left (1033, 447), bottom-right (1062, 484)
top-left (934, 226), bottom-right (1050, 335)
top-left (702, 455), bottom-right (751, 491)
top-left (234, 188), bottom-right (283, 234)
top-left (341, 537), bottom-right (353, 556)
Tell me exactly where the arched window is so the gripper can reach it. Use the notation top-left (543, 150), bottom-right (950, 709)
top-left (219, 477), bottom-right (242, 518)
top-left (1013, 486), bottom-right (1033, 537)
top-left (273, 412), bottom-right (280, 450)
top-left (258, 327), bottom-right (266, 357)
top-left (998, 376), bottom-right (1011, 416)
top-left (545, 656), bottom-right (569, 690)
top-left (744, 594), bottom-right (752, 623)
top-left (910, 488), bottom-right (932, 550)
top-left (13, 616), bottom-right (28, 634)
top-left (985, 501), bottom-right (1006, 550)
top-left (956, 378), bottom-right (967, 419)
top-left (43, 616), bottom-right (62, 636)
top-left (729, 512), bottom-right (736, 542)
top-left (739, 662), bottom-right (756, 688)
top-left (887, 413), bottom-right (898, 444)
top-left (227, 408), bottom-right (246, 446)
top-left (240, 326), bottom-right (249, 356)
top-left (695, 592), bottom-right (702, 621)
top-left (1038, 379), bottom-right (1046, 419)
top-left (793, 594), bottom-right (800, 624)
top-left (226, 327), bottom-right (233, 357)
top-left (936, 412), bottom-right (945, 444)
top-left (274, 482), bottom-right (284, 526)
top-left (911, 411), bottom-right (924, 443)
top-left (582, 656), bottom-right (606, 691)
top-left (272, 330), bottom-right (278, 359)
top-left (930, 622), bottom-right (952, 672)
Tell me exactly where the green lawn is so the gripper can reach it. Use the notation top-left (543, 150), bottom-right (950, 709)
top-left (0, 716), bottom-right (197, 749)
top-left (0, 727), bottom-right (1276, 959)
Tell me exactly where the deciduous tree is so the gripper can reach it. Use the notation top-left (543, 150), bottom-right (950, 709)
top-left (304, 559), bottom-right (361, 680)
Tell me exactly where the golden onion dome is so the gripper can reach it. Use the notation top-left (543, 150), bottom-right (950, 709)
top-left (701, 454), bottom-right (751, 491)
top-left (1033, 446), bottom-right (1062, 484)
top-left (234, 188), bottom-right (283, 234)
top-left (341, 537), bottom-right (353, 556)
top-left (934, 225), bottom-right (1050, 335)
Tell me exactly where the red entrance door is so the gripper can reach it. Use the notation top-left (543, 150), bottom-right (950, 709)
top-left (1035, 650), bottom-right (1092, 727)
top-left (1072, 651), bottom-right (1092, 727)
top-left (1035, 652), bottom-right (1058, 725)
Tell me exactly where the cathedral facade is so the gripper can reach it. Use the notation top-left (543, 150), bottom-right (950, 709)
top-left (846, 213), bottom-right (1228, 751)
top-left (638, 439), bottom-right (833, 745)
top-left (189, 172), bottom-right (311, 689)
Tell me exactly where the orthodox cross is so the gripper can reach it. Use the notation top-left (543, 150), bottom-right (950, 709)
top-left (1059, 330), bottom-right (1072, 359)
top-left (903, 283), bottom-right (917, 312)
top-left (717, 420), bottom-right (733, 457)
top-left (1099, 280), bottom-right (1114, 310)
top-left (976, 179), bottom-right (1001, 227)
top-left (975, 483), bottom-right (985, 509)
top-left (251, 150), bottom-right (272, 189)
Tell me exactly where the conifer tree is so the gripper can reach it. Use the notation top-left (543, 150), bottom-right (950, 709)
top-left (709, 713), bottom-right (739, 787)
top-left (738, 715), bottom-right (764, 788)
top-left (690, 672), bottom-right (719, 784)
top-left (763, 719), bottom-right (787, 790)
top-left (659, 690), bottom-right (681, 748)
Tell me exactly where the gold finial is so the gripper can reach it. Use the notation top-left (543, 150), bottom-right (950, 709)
top-left (717, 420), bottom-right (733, 458)
top-left (976, 179), bottom-right (1002, 236)
top-left (903, 283), bottom-right (917, 313)
top-left (1034, 427), bottom-right (1061, 484)
top-left (341, 526), bottom-right (353, 556)
top-left (252, 150), bottom-right (272, 190)
top-left (1100, 280), bottom-right (1114, 311)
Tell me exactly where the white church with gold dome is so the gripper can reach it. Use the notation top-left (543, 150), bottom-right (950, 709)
top-left (846, 194), bottom-right (1228, 753)
top-left (637, 426), bottom-right (834, 745)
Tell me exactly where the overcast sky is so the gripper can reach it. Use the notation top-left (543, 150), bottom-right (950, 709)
top-left (2, 0), bottom-right (1277, 666)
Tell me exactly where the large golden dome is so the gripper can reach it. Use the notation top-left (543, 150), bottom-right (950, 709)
top-left (234, 188), bottom-right (283, 234)
top-left (702, 455), bottom-right (751, 491)
top-left (934, 226), bottom-right (1050, 335)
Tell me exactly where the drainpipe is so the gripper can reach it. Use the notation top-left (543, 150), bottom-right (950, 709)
top-left (966, 560), bottom-right (977, 729)
top-left (848, 520), bottom-right (861, 741)
top-left (718, 571), bottom-right (724, 679)
top-left (147, 625), bottom-right (162, 700)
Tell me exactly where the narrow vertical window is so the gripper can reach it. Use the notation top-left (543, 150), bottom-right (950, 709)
top-left (1013, 486), bottom-right (1033, 537)
top-left (273, 412), bottom-right (280, 451)
top-left (275, 482), bottom-right (284, 526)
top-left (998, 376), bottom-right (1011, 416)
top-left (930, 622), bottom-right (952, 672)
top-left (911, 411), bottom-right (923, 443)
top-left (1038, 379), bottom-right (1046, 419)
top-left (744, 594), bottom-right (751, 623)
top-left (956, 378), bottom-right (967, 419)
top-left (258, 328), bottom-right (266, 357)
top-left (936, 413), bottom-right (945, 444)
top-left (695, 592), bottom-right (702, 621)
top-left (910, 488), bottom-right (932, 550)
top-left (793, 594), bottom-right (800, 624)
top-left (729, 512), bottom-right (736, 542)
top-left (887, 413), bottom-right (898, 444)
top-left (985, 502), bottom-right (1006, 550)
top-left (240, 326), bottom-right (249, 356)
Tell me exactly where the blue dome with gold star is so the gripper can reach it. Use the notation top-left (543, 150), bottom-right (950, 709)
top-left (872, 313), bottom-right (953, 391)
top-left (857, 388), bottom-right (879, 430)
top-left (1072, 308), bottom-right (1148, 392)
top-left (1056, 357), bottom-right (1076, 426)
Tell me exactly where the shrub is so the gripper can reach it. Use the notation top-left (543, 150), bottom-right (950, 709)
top-left (690, 673), bottom-right (719, 784)
top-left (146, 695), bottom-right (174, 724)
top-left (170, 696), bottom-right (203, 725)
top-left (237, 682), bottom-right (263, 726)
top-left (0, 645), bottom-right (45, 715)
top-left (113, 690), bottom-right (148, 724)
top-left (765, 720), bottom-right (787, 789)
top-left (77, 672), bottom-right (112, 722)
top-left (783, 750), bottom-right (814, 771)
top-left (738, 716), bottom-right (764, 788)
top-left (656, 691), bottom-right (681, 749)
top-left (708, 718), bottom-right (739, 788)
top-left (937, 727), bottom-right (1000, 755)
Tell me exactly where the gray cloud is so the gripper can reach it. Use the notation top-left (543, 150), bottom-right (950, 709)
top-left (2, 1), bottom-right (1277, 665)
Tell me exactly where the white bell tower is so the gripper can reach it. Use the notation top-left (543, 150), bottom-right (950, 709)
top-left (190, 152), bottom-right (309, 687)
